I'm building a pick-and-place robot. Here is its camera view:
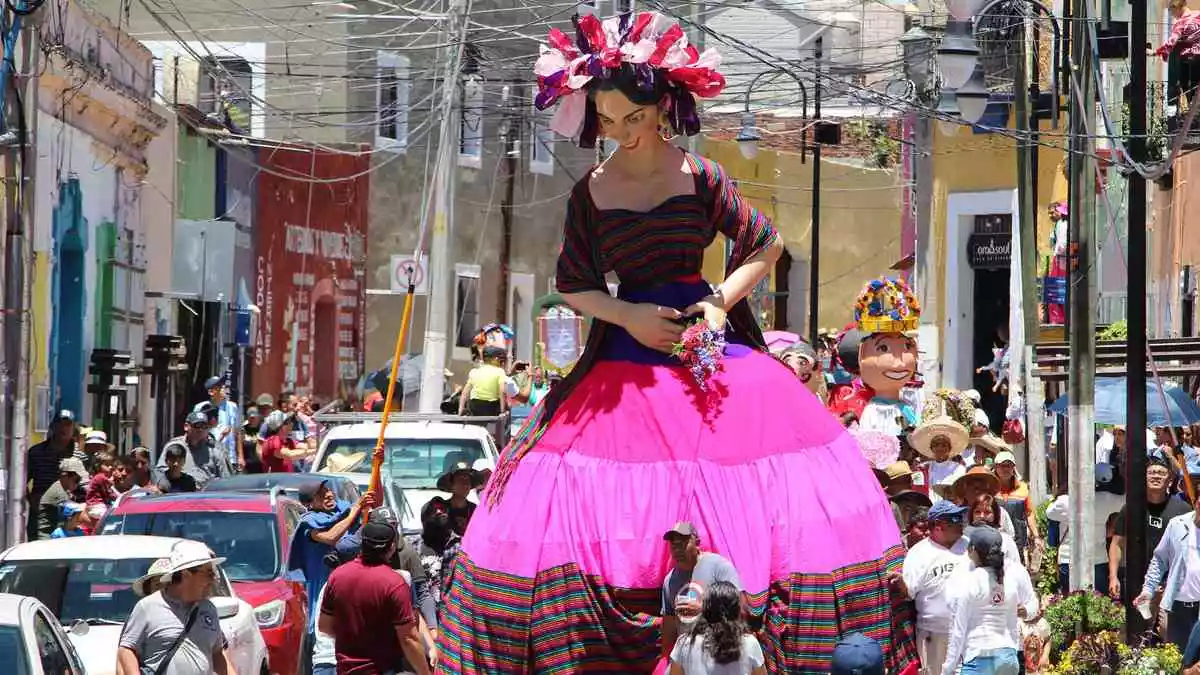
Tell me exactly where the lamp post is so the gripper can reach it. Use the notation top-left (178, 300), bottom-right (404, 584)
top-left (735, 64), bottom-right (813, 338)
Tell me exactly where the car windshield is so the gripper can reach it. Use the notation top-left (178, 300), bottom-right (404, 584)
top-left (0, 557), bottom-right (228, 623)
top-left (319, 438), bottom-right (485, 489)
top-left (0, 626), bottom-right (30, 675)
top-left (101, 512), bottom-right (280, 582)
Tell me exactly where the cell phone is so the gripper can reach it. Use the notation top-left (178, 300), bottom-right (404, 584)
top-left (514, 362), bottom-right (528, 372)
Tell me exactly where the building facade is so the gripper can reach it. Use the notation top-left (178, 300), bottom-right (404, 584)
top-left (30, 0), bottom-right (172, 445)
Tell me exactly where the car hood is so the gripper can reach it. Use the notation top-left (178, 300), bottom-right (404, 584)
top-left (68, 625), bottom-right (121, 675)
top-left (233, 579), bottom-right (286, 608)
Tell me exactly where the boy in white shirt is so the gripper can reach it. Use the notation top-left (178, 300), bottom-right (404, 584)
top-left (898, 500), bottom-right (972, 675)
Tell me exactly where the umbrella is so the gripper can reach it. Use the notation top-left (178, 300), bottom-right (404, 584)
top-left (763, 331), bottom-right (801, 354)
top-left (1047, 377), bottom-right (1200, 426)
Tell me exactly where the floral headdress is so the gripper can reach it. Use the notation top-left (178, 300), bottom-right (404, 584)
top-left (853, 277), bottom-right (921, 334)
top-left (533, 11), bottom-right (726, 147)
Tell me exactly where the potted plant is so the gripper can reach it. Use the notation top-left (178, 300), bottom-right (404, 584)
top-left (1044, 590), bottom-right (1124, 652)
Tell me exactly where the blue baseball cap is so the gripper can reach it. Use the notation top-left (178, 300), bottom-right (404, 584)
top-left (831, 632), bottom-right (885, 675)
top-left (928, 500), bottom-right (969, 523)
top-left (61, 502), bottom-right (85, 518)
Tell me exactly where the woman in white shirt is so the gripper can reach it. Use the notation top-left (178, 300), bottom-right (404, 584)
top-left (942, 527), bottom-right (1038, 675)
top-left (669, 581), bottom-right (766, 675)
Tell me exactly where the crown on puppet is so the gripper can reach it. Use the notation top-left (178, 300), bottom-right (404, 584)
top-left (853, 277), bottom-right (920, 334)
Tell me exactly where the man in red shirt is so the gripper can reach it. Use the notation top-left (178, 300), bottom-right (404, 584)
top-left (319, 519), bottom-right (430, 675)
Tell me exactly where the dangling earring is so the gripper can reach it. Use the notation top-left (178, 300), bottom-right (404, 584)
top-left (658, 116), bottom-right (676, 142)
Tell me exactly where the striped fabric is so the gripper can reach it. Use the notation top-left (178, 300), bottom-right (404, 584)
top-left (554, 151), bottom-right (778, 296)
top-left (437, 544), bottom-right (918, 674)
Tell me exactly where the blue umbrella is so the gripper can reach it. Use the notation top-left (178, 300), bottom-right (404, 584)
top-left (1048, 376), bottom-right (1200, 426)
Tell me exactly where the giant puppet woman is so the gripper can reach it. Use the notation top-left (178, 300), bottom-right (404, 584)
top-left (436, 12), bottom-right (917, 674)
top-left (829, 278), bottom-right (922, 437)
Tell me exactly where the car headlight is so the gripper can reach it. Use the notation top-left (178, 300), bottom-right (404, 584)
top-left (253, 599), bottom-right (286, 628)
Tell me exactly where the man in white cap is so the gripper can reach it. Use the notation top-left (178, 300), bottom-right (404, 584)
top-left (117, 540), bottom-right (235, 675)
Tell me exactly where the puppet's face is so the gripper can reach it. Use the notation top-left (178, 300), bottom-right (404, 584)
top-left (858, 333), bottom-right (917, 398)
top-left (783, 352), bottom-right (826, 400)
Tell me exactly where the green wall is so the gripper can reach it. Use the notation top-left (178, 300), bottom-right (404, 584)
top-left (177, 127), bottom-right (216, 221)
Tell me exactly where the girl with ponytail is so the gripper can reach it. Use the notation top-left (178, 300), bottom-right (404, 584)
top-left (669, 581), bottom-right (766, 675)
top-left (941, 527), bottom-right (1038, 675)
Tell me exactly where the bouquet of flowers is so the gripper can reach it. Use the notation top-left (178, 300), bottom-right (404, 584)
top-left (672, 320), bottom-right (727, 391)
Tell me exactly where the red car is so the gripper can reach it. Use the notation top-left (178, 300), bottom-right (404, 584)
top-left (99, 488), bottom-right (308, 675)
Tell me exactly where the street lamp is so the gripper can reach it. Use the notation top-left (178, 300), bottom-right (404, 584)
top-left (899, 26), bottom-right (936, 100)
top-left (937, 21), bottom-right (980, 90)
top-left (736, 70), bottom-right (808, 162)
top-left (955, 65), bottom-right (990, 125)
top-left (946, 0), bottom-right (988, 21)
top-left (736, 113), bottom-right (763, 160)
top-left (935, 88), bottom-right (962, 136)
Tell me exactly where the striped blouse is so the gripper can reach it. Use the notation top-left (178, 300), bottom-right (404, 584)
top-left (554, 152), bottom-right (779, 295)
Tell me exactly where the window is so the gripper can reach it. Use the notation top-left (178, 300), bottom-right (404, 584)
top-left (459, 76), bottom-right (484, 167)
top-left (101, 512), bottom-right (281, 582)
top-left (33, 611), bottom-right (71, 675)
top-left (0, 626), bottom-right (30, 675)
top-left (200, 57), bottom-right (253, 133)
top-left (376, 51), bottom-right (410, 150)
top-left (316, 437), bottom-right (486, 490)
top-left (455, 263), bottom-right (481, 346)
top-left (530, 103), bottom-right (555, 175)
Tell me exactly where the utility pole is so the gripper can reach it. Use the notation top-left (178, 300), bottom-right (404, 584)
top-left (808, 36), bottom-right (822, 345)
top-left (1124, 0), bottom-right (1149, 632)
top-left (1014, 6), bottom-right (1047, 502)
top-left (417, 0), bottom-right (471, 413)
top-left (2, 9), bottom-right (38, 547)
top-left (496, 85), bottom-right (516, 326)
top-left (1066, 0), bottom-right (1097, 592)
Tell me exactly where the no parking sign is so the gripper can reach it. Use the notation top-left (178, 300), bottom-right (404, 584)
top-left (390, 254), bottom-right (429, 294)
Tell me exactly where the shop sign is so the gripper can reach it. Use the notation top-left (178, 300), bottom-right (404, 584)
top-left (967, 233), bottom-right (1012, 270)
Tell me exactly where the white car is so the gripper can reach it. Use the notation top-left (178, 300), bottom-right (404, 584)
top-left (0, 535), bottom-right (269, 675)
top-left (312, 421), bottom-right (499, 533)
top-left (0, 592), bottom-right (88, 675)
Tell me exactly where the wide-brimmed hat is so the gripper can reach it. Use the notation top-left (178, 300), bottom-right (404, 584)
top-left (890, 489), bottom-right (932, 508)
top-left (158, 541), bottom-right (226, 581)
top-left (970, 434), bottom-right (1010, 458)
top-left (437, 461), bottom-right (483, 492)
top-left (132, 557), bottom-right (174, 597)
top-left (322, 452), bottom-right (367, 473)
top-left (952, 465), bottom-right (1001, 499)
top-left (909, 416), bottom-right (969, 459)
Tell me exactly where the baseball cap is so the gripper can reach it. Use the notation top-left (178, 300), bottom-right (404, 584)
top-left (60, 501), bottom-right (85, 518)
top-left (973, 408), bottom-right (990, 428)
top-left (361, 520), bottom-right (396, 550)
top-left (204, 375), bottom-right (226, 390)
top-left (184, 411), bottom-right (210, 426)
top-left (298, 479), bottom-right (330, 505)
top-left (927, 500), bottom-right (968, 523)
top-left (994, 450), bottom-right (1017, 466)
top-left (51, 409), bottom-right (75, 426)
top-left (369, 506), bottom-right (400, 529)
top-left (58, 457), bottom-right (88, 479)
top-left (662, 521), bottom-right (698, 540)
top-left (831, 633), bottom-right (885, 675)
top-left (255, 393), bottom-right (275, 407)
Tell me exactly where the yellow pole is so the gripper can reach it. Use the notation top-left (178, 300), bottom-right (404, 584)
top-left (365, 283), bottom-right (416, 523)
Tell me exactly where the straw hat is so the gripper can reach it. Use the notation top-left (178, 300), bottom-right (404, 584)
top-left (969, 434), bottom-right (1010, 458)
top-left (322, 452), bottom-right (367, 473)
top-left (132, 557), bottom-right (173, 597)
top-left (951, 465), bottom-right (1001, 500)
top-left (908, 389), bottom-right (974, 459)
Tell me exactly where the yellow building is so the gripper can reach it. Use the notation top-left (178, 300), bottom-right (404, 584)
top-left (698, 137), bottom-right (906, 335)
top-left (926, 118), bottom-right (1067, 397)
